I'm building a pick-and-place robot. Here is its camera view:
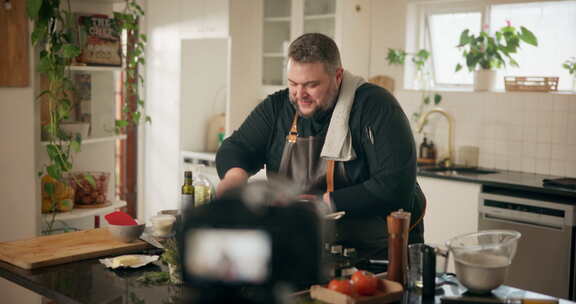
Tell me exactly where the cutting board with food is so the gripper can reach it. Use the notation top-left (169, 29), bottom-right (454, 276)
top-left (310, 270), bottom-right (403, 304)
top-left (0, 228), bottom-right (150, 270)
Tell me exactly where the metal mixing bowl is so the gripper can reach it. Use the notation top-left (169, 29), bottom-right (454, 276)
top-left (446, 230), bottom-right (521, 293)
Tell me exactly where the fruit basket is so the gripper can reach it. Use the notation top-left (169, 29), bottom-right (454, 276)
top-left (70, 171), bottom-right (111, 207)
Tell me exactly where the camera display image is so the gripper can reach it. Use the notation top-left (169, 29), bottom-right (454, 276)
top-left (185, 229), bottom-right (271, 284)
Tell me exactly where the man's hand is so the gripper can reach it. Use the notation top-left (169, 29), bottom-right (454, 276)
top-left (216, 167), bottom-right (249, 198)
top-left (295, 192), bottom-right (335, 215)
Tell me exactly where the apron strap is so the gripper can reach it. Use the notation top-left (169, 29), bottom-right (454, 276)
top-left (287, 113), bottom-right (299, 143)
top-left (326, 159), bottom-right (335, 193)
top-left (286, 112), bottom-right (337, 193)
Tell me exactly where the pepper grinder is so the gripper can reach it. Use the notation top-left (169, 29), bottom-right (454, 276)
top-left (386, 209), bottom-right (411, 285)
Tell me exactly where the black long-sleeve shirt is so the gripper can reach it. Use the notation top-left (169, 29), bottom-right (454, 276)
top-left (216, 83), bottom-right (418, 218)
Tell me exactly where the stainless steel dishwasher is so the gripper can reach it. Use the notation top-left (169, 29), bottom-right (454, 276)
top-left (478, 185), bottom-right (576, 300)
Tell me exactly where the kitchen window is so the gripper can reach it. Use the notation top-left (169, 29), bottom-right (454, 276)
top-left (416, 0), bottom-right (576, 91)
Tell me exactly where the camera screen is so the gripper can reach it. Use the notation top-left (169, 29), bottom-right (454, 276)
top-left (185, 229), bottom-right (272, 284)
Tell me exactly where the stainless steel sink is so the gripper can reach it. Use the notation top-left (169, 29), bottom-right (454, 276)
top-left (419, 167), bottom-right (499, 175)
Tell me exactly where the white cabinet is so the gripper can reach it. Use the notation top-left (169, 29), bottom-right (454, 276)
top-left (417, 176), bottom-right (481, 272)
top-left (418, 176), bottom-right (481, 245)
top-left (261, 0), bottom-right (371, 90)
top-left (262, 0), bottom-right (337, 86)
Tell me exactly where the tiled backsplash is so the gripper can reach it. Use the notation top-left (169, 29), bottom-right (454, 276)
top-left (396, 90), bottom-right (576, 178)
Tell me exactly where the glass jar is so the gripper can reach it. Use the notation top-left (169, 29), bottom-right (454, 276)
top-left (193, 166), bottom-right (215, 206)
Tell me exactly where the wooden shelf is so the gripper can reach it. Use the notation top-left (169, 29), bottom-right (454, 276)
top-left (264, 17), bottom-right (291, 22)
top-left (181, 150), bottom-right (216, 163)
top-left (42, 200), bottom-right (126, 222)
top-left (70, 65), bottom-right (122, 72)
top-left (82, 135), bottom-right (126, 144)
top-left (41, 135), bottom-right (126, 146)
top-left (263, 52), bottom-right (284, 58)
top-left (72, 0), bottom-right (126, 5)
top-left (304, 14), bottom-right (335, 21)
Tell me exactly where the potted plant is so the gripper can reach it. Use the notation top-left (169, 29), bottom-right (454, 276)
top-left (27, 0), bottom-right (149, 233)
top-left (386, 48), bottom-right (442, 123)
top-left (455, 22), bottom-right (538, 91)
top-left (562, 57), bottom-right (576, 92)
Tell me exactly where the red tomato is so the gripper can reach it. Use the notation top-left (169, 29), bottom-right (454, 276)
top-left (328, 278), bottom-right (353, 296)
top-left (351, 270), bottom-right (379, 296)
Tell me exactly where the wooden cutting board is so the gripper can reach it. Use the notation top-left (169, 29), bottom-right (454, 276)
top-left (0, 228), bottom-right (150, 270)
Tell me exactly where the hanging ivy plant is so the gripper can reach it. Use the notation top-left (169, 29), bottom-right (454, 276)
top-left (114, 0), bottom-right (150, 133)
top-left (27, 0), bottom-right (82, 232)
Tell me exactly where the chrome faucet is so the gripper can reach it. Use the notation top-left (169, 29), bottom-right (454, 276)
top-left (416, 108), bottom-right (454, 168)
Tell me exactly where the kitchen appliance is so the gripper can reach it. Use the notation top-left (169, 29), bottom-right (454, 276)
top-left (478, 185), bottom-right (576, 299)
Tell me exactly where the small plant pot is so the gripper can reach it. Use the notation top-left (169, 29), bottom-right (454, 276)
top-left (474, 70), bottom-right (497, 91)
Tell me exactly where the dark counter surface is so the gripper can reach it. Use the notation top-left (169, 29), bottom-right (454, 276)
top-left (0, 249), bottom-right (181, 304)
top-left (1, 254), bottom-right (574, 304)
top-left (418, 166), bottom-right (576, 199)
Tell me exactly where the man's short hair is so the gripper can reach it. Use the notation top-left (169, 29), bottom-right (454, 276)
top-left (288, 33), bottom-right (342, 75)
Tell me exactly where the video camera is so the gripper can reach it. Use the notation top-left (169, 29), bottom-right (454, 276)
top-left (178, 181), bottom-right (328, 303)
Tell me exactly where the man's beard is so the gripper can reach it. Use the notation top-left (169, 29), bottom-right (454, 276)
top-left (289, 83), bottom-right (340, 118)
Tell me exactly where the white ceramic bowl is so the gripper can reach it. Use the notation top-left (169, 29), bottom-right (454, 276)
top-left (108, 223), bottom-right (145, 243)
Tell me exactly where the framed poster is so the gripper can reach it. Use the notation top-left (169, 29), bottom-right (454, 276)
top-left (76, 14), bottom-right (122, 66)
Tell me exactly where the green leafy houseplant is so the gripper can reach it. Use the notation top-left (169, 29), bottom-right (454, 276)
top-left (386, 48), bottom-right (442, 122)
top-left (563, 57), bottom-right (576, 75)
top-left (564, 57), bottom-right (576, 91)
top-left (455, 23), bottom-right (538, 72)
top-left (27, 0), bottom-right (149, 233)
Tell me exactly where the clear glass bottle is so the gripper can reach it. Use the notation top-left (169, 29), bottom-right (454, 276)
top-left (193, 166), bottom-right (215, 206)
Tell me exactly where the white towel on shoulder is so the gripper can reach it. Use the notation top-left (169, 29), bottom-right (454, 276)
top-left (320, 70), bottom-right (365, 161)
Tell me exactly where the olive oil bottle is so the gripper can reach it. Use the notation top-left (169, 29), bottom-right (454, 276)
top-left (181, 171), bottom-right (195, 210)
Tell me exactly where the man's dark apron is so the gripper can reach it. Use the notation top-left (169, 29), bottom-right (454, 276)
top-left (276, 114), bottom-right (395, 259)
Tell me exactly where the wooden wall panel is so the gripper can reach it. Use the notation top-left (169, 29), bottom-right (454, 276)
top-left (0, 0), bottom-right (30, 87)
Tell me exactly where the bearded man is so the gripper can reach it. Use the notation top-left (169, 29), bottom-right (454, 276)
top-left (215, 33), bottom-right (425, 259)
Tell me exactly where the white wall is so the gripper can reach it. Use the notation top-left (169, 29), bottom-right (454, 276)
top-left (338, 0), bottom-right (372, 78)
top-left (0, 59), bottom-right (41, 304)
top-left (180, 38), bottom-right (229, 152)
top-left (396, 90), bottom-right (576, 177)
top-left (368, 0), bottom-right (407, 81)
top-left (143, 0), bottom-right (233, 219)
top-left (142, 0), bottom-right (182, 220)
top-left (227, 0), bottom-right (262, 133)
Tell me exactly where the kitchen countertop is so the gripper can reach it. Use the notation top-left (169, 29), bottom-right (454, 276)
top-left (418, 166), bottom-right (576, 199)
top-left (0, 255), bottom-right (573, 304)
